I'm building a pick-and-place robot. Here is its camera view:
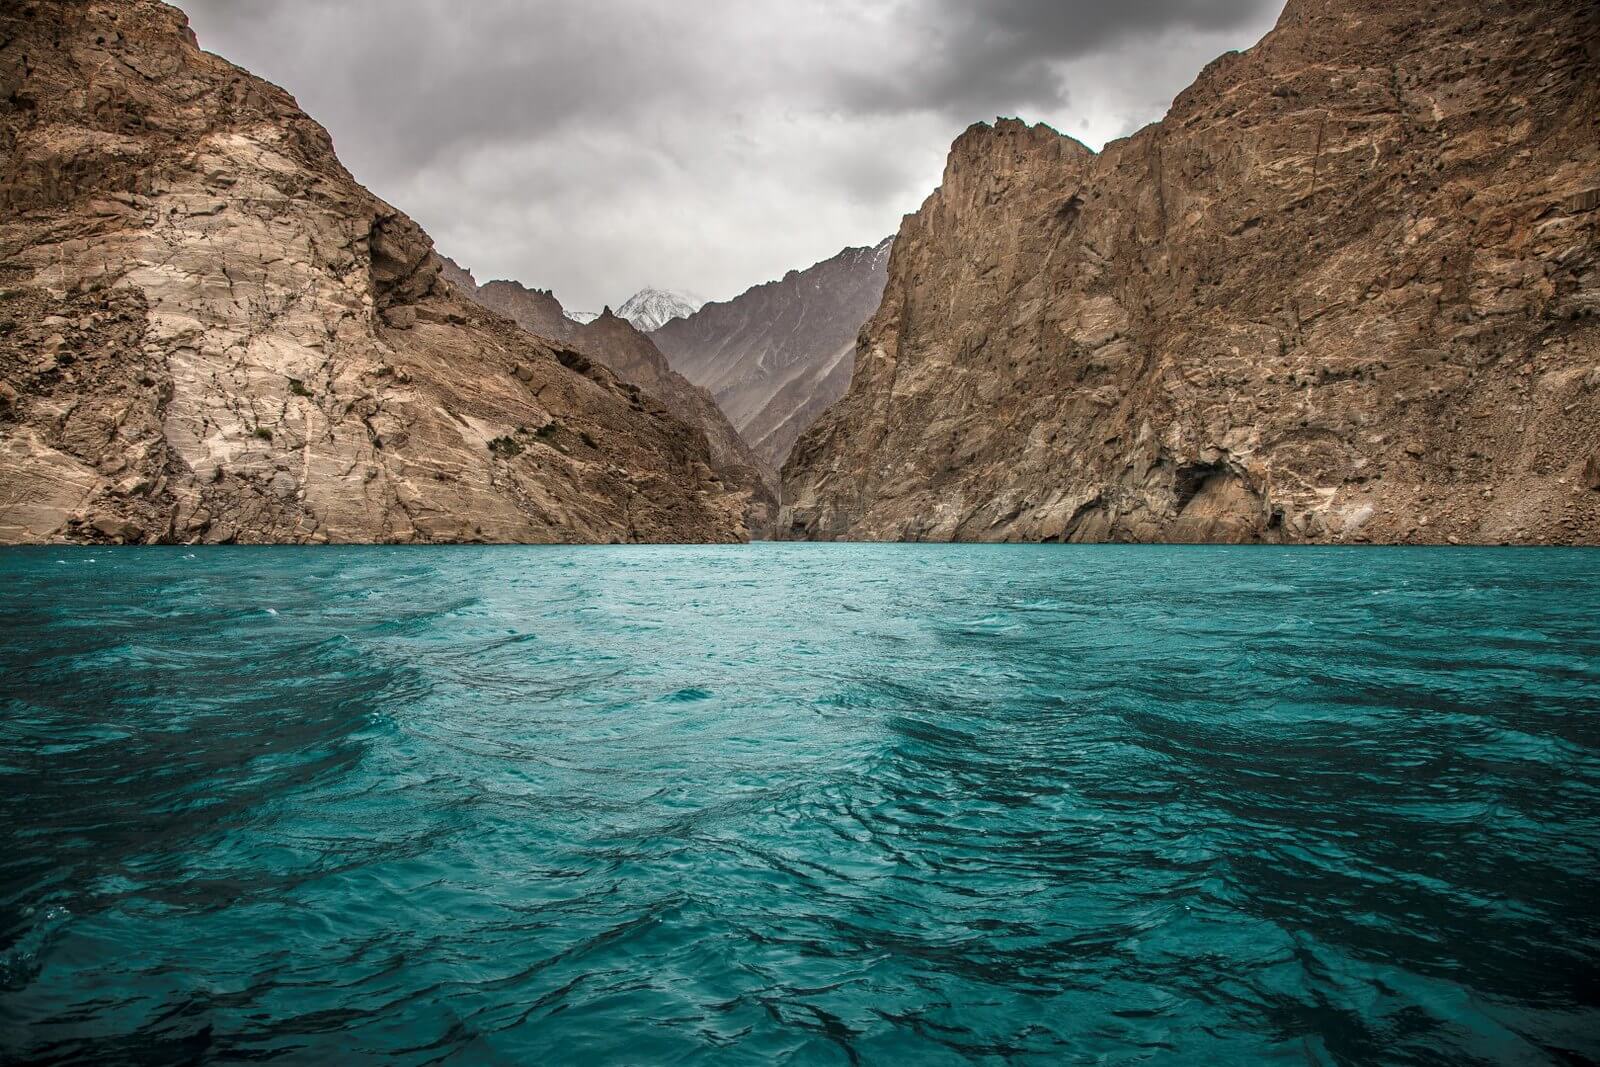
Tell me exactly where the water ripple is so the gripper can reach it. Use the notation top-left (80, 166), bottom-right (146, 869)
top-left (1, 544), bottom-right (1597, 1064)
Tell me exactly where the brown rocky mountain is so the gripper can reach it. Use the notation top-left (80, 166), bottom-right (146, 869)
top-left (783, 0), bottom-right (1600, 545)
top-left (440, 261), bottom-right (776, 531)
top-left (438, 257), bottom-right (581, 347)
top-left (0, 0), bottom-right (750, 544)
top-left (652, 239), bottom-right (892, 468)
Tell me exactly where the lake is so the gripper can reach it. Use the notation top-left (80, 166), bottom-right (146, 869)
top-left (2, 545), bottom-right (1597, 1063)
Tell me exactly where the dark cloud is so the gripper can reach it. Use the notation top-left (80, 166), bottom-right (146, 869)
top-left (941, 0), bottom-right (1281, 58)
top-left (837, 0), bottom-right (1278, 116)
top-left (172, 0), bottom-right (1281, 310)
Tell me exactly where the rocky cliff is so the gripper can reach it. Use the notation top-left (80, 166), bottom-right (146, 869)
top-left (438, 259), bottom-right (579, 347)
top-left (0, 0), bottom-right (749, 544)
top-left (653, 239), bottom-right (892, 468)
top-left (783, 0), bottom-right (1600, 545)
top-left (440, 261), bottom-right (776, 530)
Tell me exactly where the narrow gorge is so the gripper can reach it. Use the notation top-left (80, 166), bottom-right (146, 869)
top-left (1, 0), bottom-right (1596, 546)
top-left (438, 260), bottom-right (776, 533)
top-left (651, 239), bottom-right (893, 469)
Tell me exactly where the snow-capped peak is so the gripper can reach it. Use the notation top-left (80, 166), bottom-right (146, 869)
top-left (616, 288), bottom-right (706, 333)
top-left (564, 310), bottom-right (601, 325)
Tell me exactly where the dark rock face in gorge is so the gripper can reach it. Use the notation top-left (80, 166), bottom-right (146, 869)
top-left (0, 1), bottom-right (749, 544)
top-left (783, 0), bottom-right (1600, 545)
top-left (652, 239), bottom-right (892, 468)
top-left (440, 262), bottom-right (776, 532)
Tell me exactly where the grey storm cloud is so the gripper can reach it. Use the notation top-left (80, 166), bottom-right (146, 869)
top-left (838, 0), bottom-right (1281, 115)
top-left (172, 0), bottom-right (1282, 311)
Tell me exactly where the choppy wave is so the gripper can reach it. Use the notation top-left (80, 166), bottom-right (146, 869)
top-left (2, 544), bottom-right (1598, 1064)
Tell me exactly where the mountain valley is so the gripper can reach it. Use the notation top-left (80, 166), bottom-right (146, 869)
top-left (0, 0), bottom-right (1595, 545)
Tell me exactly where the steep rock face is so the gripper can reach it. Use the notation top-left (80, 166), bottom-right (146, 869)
top-left (440, 263), bottom-right (776, 530)
top-left (783, 0), bottom-right (1600, 545)
top-left (652, 239), bottom-right (892, 467)
top-left (440, 260), bottom-right (579, 346)
top-left (0, 0), bottom-right (747, 544)
top-left (577, 310), bottom-right (777, 529)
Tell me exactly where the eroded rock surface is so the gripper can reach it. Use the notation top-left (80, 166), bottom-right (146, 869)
top-left (441, 261), bottom-right (776, 532)
top-left (0, 0), bottom-right (747, 544)
top-left (783, 0), bottom-right (1600, 545)
top-left (653, 239), bottom-right (892, 468)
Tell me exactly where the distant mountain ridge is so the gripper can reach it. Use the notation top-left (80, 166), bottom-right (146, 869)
top-left (436, 268), bottom-right (701, 334)
top-left (651, 238), bottom-right (893, 468)
top-left (616, 288), bottom-right (705, 333)
top-left (439, 260), bottom-right (776, 531)
top-left (446, 245), bottom-right (892, 478)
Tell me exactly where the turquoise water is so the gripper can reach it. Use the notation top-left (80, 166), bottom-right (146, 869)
top-left (1, 545), bottom-right (1598, 1065)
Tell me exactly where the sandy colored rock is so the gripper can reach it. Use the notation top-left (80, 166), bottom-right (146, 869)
top-left (783, 0), bottom-right (1600, 545)
top-left (0, 0), bottom-right (746, 544)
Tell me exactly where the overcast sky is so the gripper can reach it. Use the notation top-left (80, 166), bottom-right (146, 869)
top-left (172, 0), bottom-right (1282, 312)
